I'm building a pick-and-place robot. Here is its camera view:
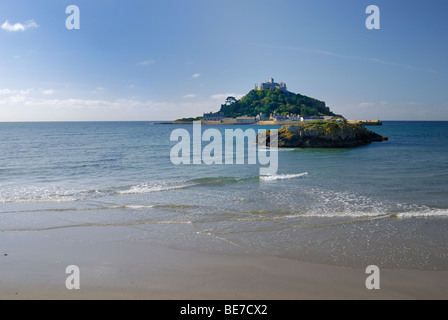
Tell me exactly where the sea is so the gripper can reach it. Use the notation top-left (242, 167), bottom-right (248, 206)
top-left (1, 121), bottom-right (447, 270)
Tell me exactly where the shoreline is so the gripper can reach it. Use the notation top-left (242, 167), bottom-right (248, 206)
top-left (172, 120), bottom-right (383, 126)
top-left (1, 227), bottom-right (447, 300)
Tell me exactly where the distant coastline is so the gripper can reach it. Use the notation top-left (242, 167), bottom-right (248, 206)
top-left (172, 119), bottom-right (382, 126)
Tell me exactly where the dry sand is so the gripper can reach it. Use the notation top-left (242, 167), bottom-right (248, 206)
top-left (0, 226), bottom-right (447, 300)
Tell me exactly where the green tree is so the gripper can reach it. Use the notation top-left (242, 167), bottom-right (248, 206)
top-left (218, 89), bottom-right (338, 118)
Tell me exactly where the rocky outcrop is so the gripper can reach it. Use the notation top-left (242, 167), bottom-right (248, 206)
top-left (258, 121), bottom-right (388, 148)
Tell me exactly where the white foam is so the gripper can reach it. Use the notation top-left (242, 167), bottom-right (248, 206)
top-left (123, 205), bottom-right (156, 210)
top-left (290, 212), bottom-right (385, 218)
top-left (117, 183), bottom-right (193, 195)
top-left (0, 186), bottom-right (83, 203)
top-left (396, 210), bottom-right (448, 219)
top-left (283, 209), bottom-right (448, 219)
top-left (260, 172), bottom-right (308, 181)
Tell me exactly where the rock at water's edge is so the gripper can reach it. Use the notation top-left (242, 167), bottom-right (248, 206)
top-left (258, 121), bottom-right (388, 148)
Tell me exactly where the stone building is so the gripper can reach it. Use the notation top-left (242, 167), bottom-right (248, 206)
top-left (255, 78), bottom-right (287, 92)
top-left (203, 112), bottom-right (224, 121)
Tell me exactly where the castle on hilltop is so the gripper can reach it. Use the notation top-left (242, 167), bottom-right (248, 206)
top-left (255, 78), bottom-right (287, 92)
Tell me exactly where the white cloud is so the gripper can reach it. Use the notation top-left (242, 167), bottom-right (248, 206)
top-left (211, 93), bottom-right (244, 101)
top-left (91, 87), bottom-right (105, 94)
top-left (183, 94), bottom-right (197, 99)
top-left (0, 88), bottom-right (55, 96)
top-left (138, 60), bottom-right (155, 66)
top-left (0, 89), bottom-right (13, 95)
top-left (8, 95), bottom-right (26, 104)
top-left (20, 89), bottom-right (33, 95)
top-left (0, 88), bottom-right (33, 95)
top-left (0, 89), bottom-right (216, 121)
top-left (42, 89), bottom-right (55, 95)
top-left (1, 19), bottom-right (39, 32)
top-left (192, 73), bottom-right (201, 78)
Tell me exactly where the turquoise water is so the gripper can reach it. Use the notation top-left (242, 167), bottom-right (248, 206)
top-left (1, 121), bottom-right (447, 270)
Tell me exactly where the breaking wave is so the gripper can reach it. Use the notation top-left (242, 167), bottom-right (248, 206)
top-left (0, 186), bottom-right (101, 204)
top-left (260, 172), bottom-right (308, 181)
top-left (394, 209), bottom-right (448, 219)
top-left (116, 182), bottom-right (194, 194)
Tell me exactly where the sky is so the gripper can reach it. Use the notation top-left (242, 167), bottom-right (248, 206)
top-left (0, 0), bottom-right (447, 121)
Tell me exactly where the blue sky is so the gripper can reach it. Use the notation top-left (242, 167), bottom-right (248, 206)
top-left (0, 0), bottom-right (447, 121)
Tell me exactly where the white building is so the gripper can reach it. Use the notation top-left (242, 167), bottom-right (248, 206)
top-left (269, 110), bottom-right (300, 121)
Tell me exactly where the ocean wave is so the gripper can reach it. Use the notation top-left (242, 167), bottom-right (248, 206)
top-left (0, 175), bottom-right (259, 204)
top-left (0, 186), bottom-right (93, 204)
top-left (0, 204), bottom-right (195, 215)
top-left (0, 197), bottom-right (77, 204)
top-left (260, 172), bottom-right (308, 181)
top-left (116, 183), bottom-right (194, 194)
top-left (281, 209), bottom-right (448, 219)
top-left (191, 176), bottom-right (259, 186)
top-left (395, 209), bottom-right (448, 219)
top-left (294, 212), bottom-right (388, 219)
top-left (0, 181), bottom-right (195, 203)
top-left (121, 174), bottom-right (294, 191)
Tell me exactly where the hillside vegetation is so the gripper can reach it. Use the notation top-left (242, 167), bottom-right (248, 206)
top-left (219, 89), bottom-right (340, 118)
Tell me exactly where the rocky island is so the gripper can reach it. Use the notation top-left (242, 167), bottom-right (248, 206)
top-left (258, 120), bottom-right (388, 148)
top-left (176, 78), bottom-right (387, 148)
top-left (176, 78), bottom-right (343, 124)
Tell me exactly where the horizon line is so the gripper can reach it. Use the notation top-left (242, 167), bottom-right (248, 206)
top-left (1, 120), bottom-right (448, 123)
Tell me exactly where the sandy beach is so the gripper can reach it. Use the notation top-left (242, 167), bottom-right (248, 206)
top-left (1, 226), bottom-right (447, 300)
top-left (2, 0), bottom-right (448, 305)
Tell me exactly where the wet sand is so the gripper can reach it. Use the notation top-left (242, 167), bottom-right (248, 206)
top-left (1, 226), bottom-right (447, 300)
